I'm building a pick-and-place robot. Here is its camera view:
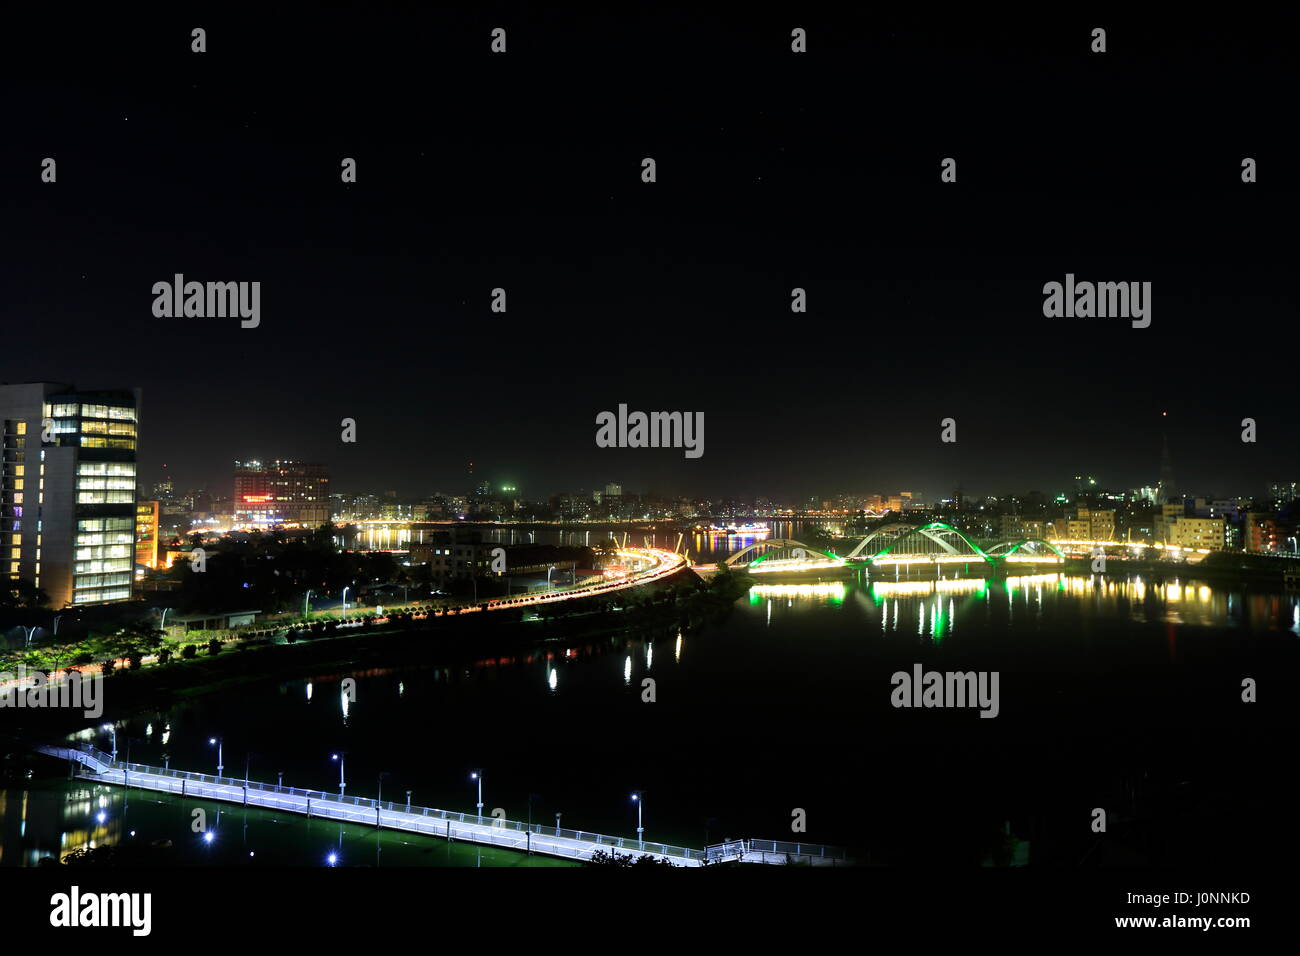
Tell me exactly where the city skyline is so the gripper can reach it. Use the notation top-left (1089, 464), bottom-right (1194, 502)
top-left (1, 6), bottom-right (1295, 930)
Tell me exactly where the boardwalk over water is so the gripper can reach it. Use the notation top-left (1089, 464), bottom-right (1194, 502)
top-left (36, 745), bottom-right (848, 867)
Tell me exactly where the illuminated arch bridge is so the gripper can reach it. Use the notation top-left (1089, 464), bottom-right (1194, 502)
top-left (721, 522), bottom-right (1065, 573)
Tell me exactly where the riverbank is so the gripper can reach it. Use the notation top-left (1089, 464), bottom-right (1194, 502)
top-left (5, 568), bottom-right (755, 738)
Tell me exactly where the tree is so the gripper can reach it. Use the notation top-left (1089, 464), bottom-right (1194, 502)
top-left (111, 621), bottom-right (165, 660)
top-left (585, 849), bottom-right (676, 867)
top-left (0, 577), bottom-right (49, 610)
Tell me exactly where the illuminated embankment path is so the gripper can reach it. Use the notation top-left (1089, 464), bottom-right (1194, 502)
top-left (2, 549), bottom-right (691, 692)
top-left (428, 547), bottom-right (689, 616)
top-left (35, 745), bottom-right (849, 867)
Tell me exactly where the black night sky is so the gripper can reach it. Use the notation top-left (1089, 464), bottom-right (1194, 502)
top-left (3, 8), bottom-right (1296, 502)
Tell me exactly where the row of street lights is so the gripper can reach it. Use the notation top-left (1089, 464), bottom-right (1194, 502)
top-left (105, 727), bottom-right (649, 846)
top-left (303, 587), bottom-right (351, 619)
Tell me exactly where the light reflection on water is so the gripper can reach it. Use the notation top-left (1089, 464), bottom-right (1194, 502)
top-left (748, 572), bottom-right (1300, 643)
top-left (13, 566), bottom-right (1297, 866)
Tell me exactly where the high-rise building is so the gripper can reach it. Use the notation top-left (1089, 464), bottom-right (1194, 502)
top-left (233, 460), bottom-right (330, 526)
top-left (1268, 481), bottom-right (1298, 509)
top-left (1, 383), bottom-right (140, 607)
top-left (135, 499), bottom-right (160, 570)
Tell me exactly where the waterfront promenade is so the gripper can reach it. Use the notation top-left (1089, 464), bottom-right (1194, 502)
top-left (36, 744), bottom-right (849, 867)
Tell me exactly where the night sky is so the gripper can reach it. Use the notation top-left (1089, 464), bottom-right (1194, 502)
top-left (3, 8), bottom-right (1296, 502)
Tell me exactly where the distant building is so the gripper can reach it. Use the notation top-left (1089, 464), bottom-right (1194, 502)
top-left (135, 499), bottom-right (160, 570)
top-left (999, 516), bottom-right (1047, 540)
top-left (1075, 507), bottom-right (1116, 541)
top-left (233, 460), bottom-right (330, 526)
top-left (1166, 516), bottom-right (1225, 551)
top-left (1154, 503), bottom-right (1186, 544)
top-left (1, 382), bottom-right (140, 607)
top-left (1246, 512), bottom-right (1279, 553)
top-left (408, 529), bottom-right (496, 582)
top-left (1268, 481), bottom-right (1298, 508)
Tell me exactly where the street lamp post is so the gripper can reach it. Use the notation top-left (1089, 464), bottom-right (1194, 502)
top-left (377, 772), bottom-right (390, 828)
top-left (102, 724), bottom-right (118, 761)
top-left (547, 565), bottom-right (556, 591)
top-left (332, 752), bottom-right (347, 796)
top-left (304, 590), bottom-right (314, 618)
top-left (341, 587), bottom-right (351, 612)
top-left (208, 736), bottom-right (223, 777)
top-left (53, 615), bottom-right (62, 636)
top-left (631, 791), bottom-right (644, 847)
top-left (555, 812), bottom-right (562, 836)
top-left (471, 770), bottom-right (483, 822)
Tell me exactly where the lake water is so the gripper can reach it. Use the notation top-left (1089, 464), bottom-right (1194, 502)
top-left (7, 565), bottom-right (1299, 866)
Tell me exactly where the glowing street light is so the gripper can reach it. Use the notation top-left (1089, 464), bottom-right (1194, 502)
top-left (470, 770), bottom-right (484, 822)
top-left (332, 752), bottom-right (347, 796)
top-left (102, 724), bottom-right (117, 761)
top-left (631, 791), bottom-right (644, 847)
top-left (208, 736), bottom-right (223, 776)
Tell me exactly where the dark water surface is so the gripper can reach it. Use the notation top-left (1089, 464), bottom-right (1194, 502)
top-left (8, 569), bottom-right (1299, 866)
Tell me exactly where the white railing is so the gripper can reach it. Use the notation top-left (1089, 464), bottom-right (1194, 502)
top-left (38, 743), bottom-right (850, 865)
top-left (37, 743), bottom-right (705, 864)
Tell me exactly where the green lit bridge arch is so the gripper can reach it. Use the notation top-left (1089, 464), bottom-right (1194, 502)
top-left (715, 522), bottom-right (1064, 573)
top-left (723, 539), bottom-right (845, 572)
top-left (844, 522), bottom-right (989, 563)
top-left (983, 538), bottom-right (1067, 562)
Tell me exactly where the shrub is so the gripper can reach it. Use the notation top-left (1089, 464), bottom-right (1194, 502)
top-left (180, 644), bottom-right (198, 659)
top-left (206, 639), bottom-right (222, 656)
